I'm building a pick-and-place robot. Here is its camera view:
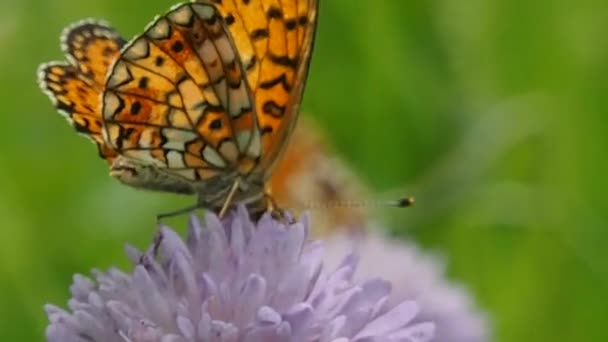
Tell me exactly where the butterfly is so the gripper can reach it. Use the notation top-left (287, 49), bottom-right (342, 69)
top-left (38, 0), bottom-right (319, 218)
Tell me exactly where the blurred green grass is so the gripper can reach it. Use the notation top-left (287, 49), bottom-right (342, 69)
top-left (1, 0), bottom-right (607, 340)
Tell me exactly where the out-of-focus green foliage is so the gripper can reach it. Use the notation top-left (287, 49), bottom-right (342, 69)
top-left (0, 0), bottom-right (607, 340)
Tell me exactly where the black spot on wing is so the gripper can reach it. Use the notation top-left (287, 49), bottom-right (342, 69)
top-left (259, 74), bottom-right (292, 92)
top-left (262, 101), bottom-right (285, 118)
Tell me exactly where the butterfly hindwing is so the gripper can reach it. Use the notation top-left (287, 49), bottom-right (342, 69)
top-left (38, 21), bottom-right (125, 162)
top-left (103, 2), bottom-right (257, 182)
top-left (61, 20), bottom-right (126, 84)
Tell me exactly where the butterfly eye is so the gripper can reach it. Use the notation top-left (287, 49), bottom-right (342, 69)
top-left (110, 164), bottom-right (138, 178)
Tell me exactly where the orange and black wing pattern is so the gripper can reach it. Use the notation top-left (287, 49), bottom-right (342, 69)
top-left (207, 0), bottom-right (320, 178)
top-left (103, 1), bottom-right (318, 185)
top-left (38, 20), bottom-right (125, 163)
top-left (102, 2), bottom-right (259, 183)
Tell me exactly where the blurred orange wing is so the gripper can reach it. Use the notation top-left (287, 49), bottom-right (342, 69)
top-left (270, 117), bottom-right (369, 234)
top-left (38, 21), bottom-right (125, 163)
top-left (207, 0), bottom-right (319, 178)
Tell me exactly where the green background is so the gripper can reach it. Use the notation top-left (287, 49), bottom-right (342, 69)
top-left (1, 0), bottom-right (607, 340)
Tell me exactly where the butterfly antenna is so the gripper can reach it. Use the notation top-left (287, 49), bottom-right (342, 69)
top-left (303, 196), bottom-right (415, 210)
top-left (391, 196), bottom-right (416, 208)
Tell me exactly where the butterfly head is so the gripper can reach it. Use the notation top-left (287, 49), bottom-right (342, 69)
top-left (109, 156), bottom-right (195, 195)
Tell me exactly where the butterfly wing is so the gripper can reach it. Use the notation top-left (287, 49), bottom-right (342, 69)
top-left (206, 0), bottom-right (319, 180)
top-left (103, 2), bottom-right (258, 183)
top-left (38, 21), bottom-right (125, 163)
top-left (270, 117), bottom-right (369, 232)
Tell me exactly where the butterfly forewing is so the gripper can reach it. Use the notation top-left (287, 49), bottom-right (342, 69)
top-left (206, 0), bottom-right (319, 179)
top-left (103, 2), bottom-right (257, 183)
top-left (38, 21), bottom-right (125, 163)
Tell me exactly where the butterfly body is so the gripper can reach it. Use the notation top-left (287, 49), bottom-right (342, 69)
top-left (38, 0), bottom-right (318, 216)
top-left (111, 155), bottom-right (266, 207)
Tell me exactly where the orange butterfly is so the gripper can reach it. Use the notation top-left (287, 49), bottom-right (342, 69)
top-left (38, 1), bottom-right (318, 218)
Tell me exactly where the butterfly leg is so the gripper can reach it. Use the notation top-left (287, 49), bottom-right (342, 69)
top-left (263, 193), bottom-right (295, 224)
top-left (156, 204), bottom-right (199, 223)
top-left (218, 179), bottom-right (241, 219)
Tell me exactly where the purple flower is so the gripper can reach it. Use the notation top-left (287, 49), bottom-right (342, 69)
top-left (45, 207), bottom-right (435, 342)
top-left (323, 230), bottom-right (491, 342)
